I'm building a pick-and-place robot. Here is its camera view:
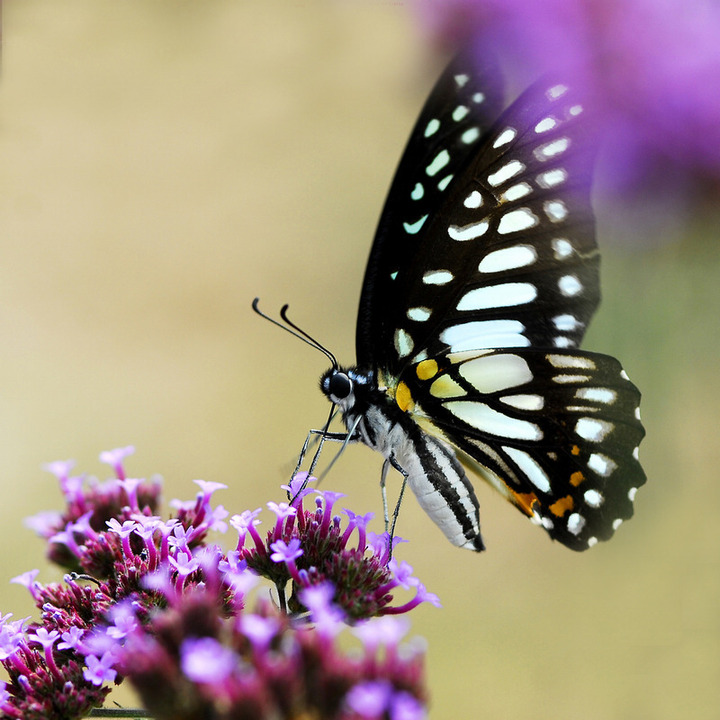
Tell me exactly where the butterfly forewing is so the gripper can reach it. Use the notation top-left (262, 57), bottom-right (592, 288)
top-left (377, 77), bottom-right (601, 376)
top-left (356, 52), bottom-right (505, 367)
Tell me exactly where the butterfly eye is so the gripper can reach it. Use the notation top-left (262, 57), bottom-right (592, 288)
top-left (328, 372), bottom-right (353, 400)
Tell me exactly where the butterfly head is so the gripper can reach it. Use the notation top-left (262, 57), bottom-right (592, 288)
top-left (320, 367), bottom-right (356, 411)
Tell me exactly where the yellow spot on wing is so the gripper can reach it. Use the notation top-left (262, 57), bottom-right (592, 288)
top-left (430, 375), bottom-right (466, 399)
top-left (416, 359), bottom-right (439, 380)
top-left (549, 495), bottom-right (574, 517)
top-left (570, 471), bottom-right (585, 486)
top-left (396, 381), bottom-right (414, 412)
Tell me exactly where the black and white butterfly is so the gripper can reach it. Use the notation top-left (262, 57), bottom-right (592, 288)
top-left (265, 52), bottom-right (646, 552)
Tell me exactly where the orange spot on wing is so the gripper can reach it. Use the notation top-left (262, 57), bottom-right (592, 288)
top-left (396, 381), bottom-right (414, 412)
top-left (511, 491), bottom-right (539, 516)
top-left (570, 471), bottom-right (585, 486)
top-left (571, 445), bottom-right (581, 456)
top-left (549, 495), bottom-right (574, 517)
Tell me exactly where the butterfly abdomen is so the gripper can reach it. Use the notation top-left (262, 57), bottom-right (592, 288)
top-left (329, 368), bottom-right (484, 551)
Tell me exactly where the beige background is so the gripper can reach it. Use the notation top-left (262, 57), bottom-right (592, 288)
top-left (0, 2), bottom-right (718, 718)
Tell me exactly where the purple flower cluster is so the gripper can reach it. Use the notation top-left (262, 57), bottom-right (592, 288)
top-left (418, 0), bottom-right (720, 220)
top-left (0, 448), bottom-right (434, 719)
top-left (236, 474), bottom-right (439, 620)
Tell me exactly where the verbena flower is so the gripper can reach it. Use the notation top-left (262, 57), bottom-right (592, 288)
top-left (235, 473), bottom-right (440, 620)
top-left (417, 0), bottom-right (720, 225)
top-left (0, 449), bottom-right (433, 719)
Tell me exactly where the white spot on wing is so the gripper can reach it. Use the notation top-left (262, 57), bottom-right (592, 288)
top-left (407, 307), bottom-right (431, 322)
top-left (493, 127), bottom-right (517, 148)
top-left (567, 512), bottom-right (586, 536)
top-left (537, 168), bottom-right (568, 188)
top-left (628, 487), bottom-right (638, 501)
top-left (472, 92), bottom-right (484, 103)
top-left (558, 274), bottom-right (582, 296)
top-left (552, 238), bottom-right (574, 259)
top-left (547, 83), bottom-right (569, 100)
top-left (394, 328), bottom-right (414, 359)
top-left (503, 447), bottom-right (551, 492)
top-left (535, 137), bottom-right (570, 161)
top-left (500, 182), bottom-right (532, 202)
top-left (445, 402), bottom-right (543, 440)
top-left (584, 489), bottom-right (604, 508)
top-left (423, 270), bottom-right (454, 285)
top-left (403, 214), bottom-right (428, 235)
top-left (438, 174), bottom-right (453, 191)
top-left (575, 418), bottom-right (613, 442)
top-left (576, 387), bottom-right (617, 404)
top-left (440, 320), bottom-right (528, 351)
top-left (478, 245), bottom-right (537, 273)
top-left (411, 182), bottom-right (424, 200)
top-left (553, 374), bottom-right (591, 383)
top-left (456, 282), bottom-right (537, 310)
top-left (424, 118), bottom-right (440, 137)
top-left (500, 394), bottom-right (544, 411)
top-left (553, 314), bottom-right (582, 331)
top-left (462, 127), bottom-right (480, 144)
top-left (547, 354), bottom-right (596, 369)
top-left (454, 73), bottom-right (470, 87)
top-left (487, 160), bottom-right (525, 186)
top-left (535, 117), bottom-right (558, 133)
top-left (426, 150), bottom-right (450, 177)
top-left (463, 190), bottom-right (483, 209)
top-left (453, 105), bottom-right (469, 122)
top-left (588, 453), bottom-right (617, 477)
top-left (544, 200), bottom-right (568, 222)
top-left (497, 208), bottom-right (539, 234)
top-left (458, 354), bottom-right (533, 393)
top-left (448, 219), bottom-right (489, 241)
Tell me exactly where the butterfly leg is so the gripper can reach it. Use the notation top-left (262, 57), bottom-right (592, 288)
top-left (380, 455), bottom-right (409, 560)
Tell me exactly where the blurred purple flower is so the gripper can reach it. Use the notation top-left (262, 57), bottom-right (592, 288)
top-left (180, 637), bottom-right (237, 684)
top-left (418, 0), bottom-right (720, 221)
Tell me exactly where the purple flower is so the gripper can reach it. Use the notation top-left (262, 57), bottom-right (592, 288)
top-left (2, 451), bottom-right (431, 717)
top-left (180, 637), bottom-right (236, 683)
top-left (83, 651), bottom-right (118, 686)
top-left (58, 626), bottom-right (85, 652)
top-left (345, 679), bottom-right (393, 717)
top-left (237, 614), bottom-right (280, 652)
top-left (99, 446), bottom-right (135, 481)
top-left (269, 538), bottom-right (304, 565)
top-left (42, 459), bottom-right (76, 483)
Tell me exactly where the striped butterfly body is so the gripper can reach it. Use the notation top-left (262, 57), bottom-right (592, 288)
top-left (319, 53), bottom-right (646, 552)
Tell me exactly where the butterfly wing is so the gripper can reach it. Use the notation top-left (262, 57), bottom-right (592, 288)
top-left (356, 51), bottom-right (506, 366)
top-left (405, 348), bottom-right (645, 549)
top-left (355, 56), bottom-right (645, 549)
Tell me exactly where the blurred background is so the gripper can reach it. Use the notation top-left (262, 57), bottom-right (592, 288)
top-left (0, 1), bottom-right (717, 718)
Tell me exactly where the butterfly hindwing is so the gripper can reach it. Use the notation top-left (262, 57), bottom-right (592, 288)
top-left (399, 348), bottom-right (645, 549)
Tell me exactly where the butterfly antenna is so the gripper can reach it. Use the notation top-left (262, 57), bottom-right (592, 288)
top-left (252, 298), bottom-right (338, 369)
top-left (279, 303), bottom-right (339, 370)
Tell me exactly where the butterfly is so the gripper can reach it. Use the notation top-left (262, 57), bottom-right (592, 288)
top-left (263, 52), bottom-right (646, 552)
